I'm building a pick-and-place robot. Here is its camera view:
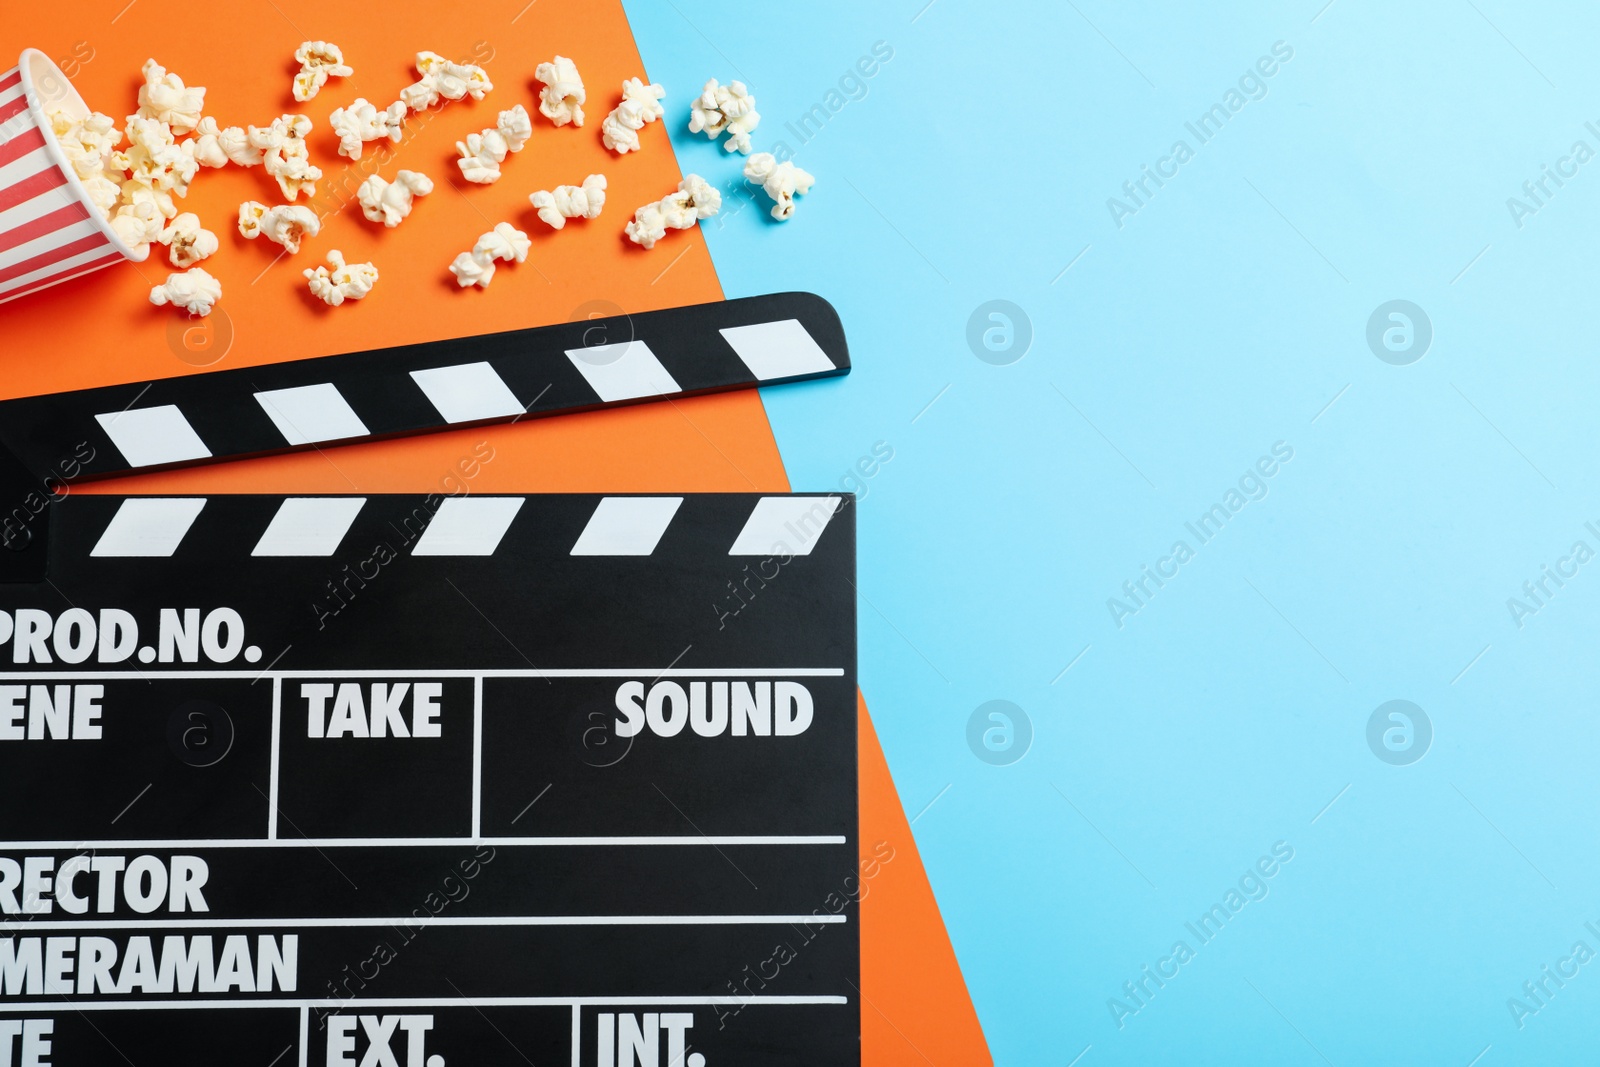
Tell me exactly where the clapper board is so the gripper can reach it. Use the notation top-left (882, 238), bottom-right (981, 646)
top-left (0, 293), bottom-right (860, 1067)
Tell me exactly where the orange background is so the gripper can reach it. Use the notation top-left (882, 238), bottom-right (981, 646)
top-left (0, 2), bottom-right (989, 1061)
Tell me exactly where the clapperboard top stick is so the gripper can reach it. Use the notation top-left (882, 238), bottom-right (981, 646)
top-left (0, 291), bottom-right (847, 581)
top-left (1, 293), bottom-right (847, 480)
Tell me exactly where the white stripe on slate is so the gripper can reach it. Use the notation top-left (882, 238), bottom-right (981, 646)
top-left (719, 320), bottom-right (836, 380)
top-left (254, 384), bottom-right (370, 446)
top-left (94, 405), bottom-right (212, 468)
top-left (412, 497), bottom-right (525, 556)
top-left (91, 499), bottom-right (206, 557)
top-left (729, 497), bottom-right (841, 557)
top-left (411, 362), bottom-right (524, 423)
top-left (252, 498), bottom-right (366, 557)
top-left (563, 340), bottom-right (681, 403)
top-left (570, 497), bottom-right (683, 556)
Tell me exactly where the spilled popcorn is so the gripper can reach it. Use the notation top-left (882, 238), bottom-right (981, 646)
top-left (329, 98), bottom-right (406, 161)
top-left (529, 174), bottom-right (606, 230)
top-left (743, 153), bottom-right (814, 220)
top-left (293, 42), bottom-right (353, 103)
top-left (304, 250), bottom-right (379, 306)
top-left (29, 48), bottom-right (821, 313)
top-left (115, 116), bottom-right (196, 195)
top-left (601, 78), bottom-right (665, 155)
top-left (136, 59), bottom-right (204, 135)
top-left (449, 223), bottom-right (531, 288)
top-left (238, 201), bottom-right (320, 253)
top-left (191, 117), bottom-right (258, 168)
top-left (150, 268), bottom-right (221, 316)
top-left (248, 115), bottom-right (321, 200)
top-left (109, 119), bottom-right (197, 248)
top-left (401, 51), bottom-right (493, 112)
top-left (44, 57), bottom-right (217, 267)
top-left (158, 212), bottom-right (218, 268)
top-left (688, 78), bottom-right (759, 154)
top-left (535, 56), bottom-right (585, 127)
top-left (357, 170), bottom-right (433, 228)
top-left (624, 174), bottom-right (721, 249)
top-left (455, 105), bottom-right (532, 184)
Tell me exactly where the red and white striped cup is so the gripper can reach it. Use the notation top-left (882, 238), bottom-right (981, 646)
top-left (0, 48), bottom-right (146, 306)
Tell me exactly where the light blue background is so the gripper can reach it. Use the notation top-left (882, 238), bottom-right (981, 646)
top-left (628, 2), bottom-right (1600, 1063)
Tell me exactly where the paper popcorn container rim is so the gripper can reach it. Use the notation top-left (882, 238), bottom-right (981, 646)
top-left (10, 47), bottom-right (148, 265)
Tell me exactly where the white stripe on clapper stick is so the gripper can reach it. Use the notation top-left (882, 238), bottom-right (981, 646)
top-left (93, 405), bottom-right (212, 469)
top-left (411, 497), bottom-right (525, 556)
top-left (569, 497), bottom-right (684, 556)
top-left (718, 320), bottom-right (836, 379)
top-left (268, 677), bottom-right (282, 840)
top-left (90, 498), bottom-right (206, 557)
top-left (252, 498), bottom-right (366, 557)
top-left (728, 497), bottom-right (841, 556)
top-left (411, 362), bottom-right (525, 423)
top-left (562, 340), bottom-right (682, 402)
top-left (253, 384), bottom-right (371, 446)
top-left (472, 676), bottom-right (484, 839)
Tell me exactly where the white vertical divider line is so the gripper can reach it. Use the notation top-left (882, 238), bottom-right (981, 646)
top-left (299, 1004), bottom-right (309, 1067)
top-left (472, 676), bottom-right (484, 840)
top-left (268, 677), bottom-right (282, 841)
top-left (571, 1003), bottom-right (581, 1067)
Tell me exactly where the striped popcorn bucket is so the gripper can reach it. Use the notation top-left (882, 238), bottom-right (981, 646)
top-left (0, 48), bottom-right (146, 306)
